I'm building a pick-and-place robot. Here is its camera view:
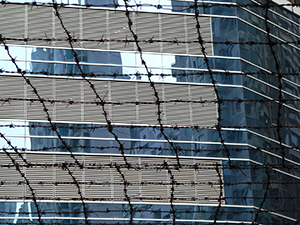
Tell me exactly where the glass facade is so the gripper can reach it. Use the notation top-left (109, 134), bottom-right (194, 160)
top-left (0, 0), bottom-right (299, 224)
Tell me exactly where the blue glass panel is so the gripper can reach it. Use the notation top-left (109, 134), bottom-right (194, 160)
top-left (214, 58), bottom-right (240, 71)
top-left (251, 164), bottom-right (300, 220)
top-left (171, 1), bottom-right (211, 14)
top-left (270, 3), bottom-right (300, 28)
top-left (25, 122), bottom-right (247, 144)
top-left (171, 55), bottom-right (214, 71)
top-left (0, 201), bottom-right (295, 223)
top-left (248, 132), bottom-right (300, 170)
top-left (211, 5), bottom-right (236, 16)
top-left (222, 160), bottom-right (253, 206)
top-left (171, 57), bottom-right (242, 85)
top-left (212, 18), bottom-right (239, 57)
top-left (237, 7), bottom-right (265, 30)
top-left (215, 71), bottom-right (242, 85)
top-left (27, 137), bottom-right (244, 158)
top-left (29, 61), bottom-right (127, 79)
top-left (218, 86), bottom-right (246, 127)
top-left (172, 69), bottom-right (212, 83)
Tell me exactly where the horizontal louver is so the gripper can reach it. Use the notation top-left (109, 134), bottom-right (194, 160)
top-left (26, 77), bottom-right (54, 121)
top-left (0, 152), bottom-right (223, 204)
top-left (25, 153), bottom-right (54, 198)
top-left (55, 78), bottom-right (82, 122)
top-left (108, 10), bottom-right (135, 52)
top-left (187, 15), bottom-right (212, 55)
top-left (83, 79), bottom-right (111, 123)
top-left (110, 81), bottom-right (137, 124)
top-left (0, 75), bottom-right (25, 120)
top-left (135, 12), bottom-right (161, 53)
top-left (82, 8), bottom-right (108, 50)
top-left (0, 74), bottom-right (217, 127)
top-left (161, 13), bottom-right (186, 55)
top-left (28, 6), bottom-right (53, 47)
top-left (137, 82), bottom-right (161, 125)
top-left (0, 4), bottom-right (213, 56)
top-left (0, 4), bottom-right (25, 46)
top-left (0, 153), bottom-right (24, 198)
top-left (190, 85), bottom-right (216, 127)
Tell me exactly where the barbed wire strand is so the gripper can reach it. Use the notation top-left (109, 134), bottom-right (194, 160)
top-left (263, 0), bottom-right (285, 165)
top-left (123, 0), bottom-right (182, 170)
top-left (115, 163), bottom-right (134, 225)
top-left (162, 160), bottom-right (177, 225)
top-left (0, 0), bottom-right (299, 224)
top-left (2, 36), bottom-right (300, 46)
top-left (0, 34), bottom-right (87, 225)
top-left (213, 162), bottom-right (223, 224)
top-left (0, 139), bottom-right (44, 224)
top-left (2, 0), bottom-right (300, 10)
top-left (51, 0), bottom-right (131, 169)
top-left (194, 0), bottom-right (240, 172)
top-left (252, 167), bottom-right (271, 224)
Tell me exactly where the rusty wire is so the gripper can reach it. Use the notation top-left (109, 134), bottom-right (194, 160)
top-left (0, 0), bottom-right (299, 224)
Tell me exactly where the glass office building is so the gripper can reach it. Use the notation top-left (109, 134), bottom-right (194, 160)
top-left (0, 0), bottom-right (299, 224)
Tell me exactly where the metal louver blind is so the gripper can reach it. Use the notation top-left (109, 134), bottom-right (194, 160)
top-left (82, 8), bottom-right (108, 50)
top-left (0, 75), bottom-right (25, 120)
top-left (0, 153), bottom-right (24, 198)
top-left (0, 75), bottom-right (217, 127)
top-left (190, 85), bottom-right (217, 126)
top-left (54, 154), bottom-right (84, 199)
top-left (108, 10), bottom-right (136, 51)
top-left (26, 76), bottom-right (54, 121)
top-left (163, 83), bottom-right (191, 126)
top-left (54, 7), bottom-right (81, 48)
top-left (55, 78), bottom-right (82, 122)
top-left (0, 4), bottom-right (213, 56)
top-left (25, 153), bottom-right (54, 199)
top-left (0, 152), bottom-right (223, 204)
top-left (137, 82), bottom-right (161, 125)
top-left (84, 155), bottom-right (112, 199)
top-left (28, 6), bottom-right (53, 47)
top-left (135, 11), bottom-right (161, 53)
top-left (161, 13), bottom-right (187, 55)
top-left (82, 79), bottom-right (110, 123)
top-left (110, 81), bottom-right (137, 124)
top-left (186, 15), bottom-right (212, 55)
top-left (0, 4), bottom-right (25, 46)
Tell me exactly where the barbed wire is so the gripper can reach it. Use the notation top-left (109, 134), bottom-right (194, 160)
top-left (195, 0), bottom-right (236, 170)
top-left (1, 36), bottom-right (300, 46)
top-left (123, 0), bottom-right (182, 171)
top-left (2, 69), bottom-right (300, 77)
top-left (263, 0), bottom-right (285, 165)
top-left (0, 222), bottom-right (296, 225)
top-left (252, 167), bottom-right (271, 224)
top-left (2, 120), bottom-right (300, 131)
top-left (1, 0), bottom-right (300, 10)
top-left (1, 179), bottom-right (300, 186)
top-left (0, 194), bottom-right (299, 202)
top-left (114, 162), bottom-right (134, 225)
top-left (0, 158), bottom-right (299, 170)
top-left (0, 208), bottom-right (299, 216)
top-left (52, 0), bottom-right (131, 171)
top-left (0, 0), bottom-right (299, 224)
top-left (251, 0), bottom-right (284, 222)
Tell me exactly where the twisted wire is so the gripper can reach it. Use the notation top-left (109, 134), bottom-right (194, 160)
top-left (0, 0), bottom-right (299, 224)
